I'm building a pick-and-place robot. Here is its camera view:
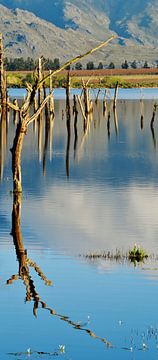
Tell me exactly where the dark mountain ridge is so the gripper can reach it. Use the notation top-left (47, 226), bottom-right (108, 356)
top-left (0, 0), bottom-right (158, 66)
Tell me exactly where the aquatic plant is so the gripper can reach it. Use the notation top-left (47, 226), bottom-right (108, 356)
top-left (128, 244), bottom-right (148, 263)
top-left (83, 246), bottom-right (149, 265)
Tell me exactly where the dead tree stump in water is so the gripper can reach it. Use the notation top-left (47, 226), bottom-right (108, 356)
top-left (10, 120), bottom-right (27, 193)
top-left (13, 99), bottom-right (19, 124)
top-left (7, 35), bottom-right (116, 192)
top-left (66, 71), bottom-right (71, 121)
top-left (73, 95), bottom-right (78, 156)
top-left (113, 81), bottom-right (119, 110)
top-left (49, 70), bottom-right (55, 117)
top-left (66, 72), bottom-right (71, 177)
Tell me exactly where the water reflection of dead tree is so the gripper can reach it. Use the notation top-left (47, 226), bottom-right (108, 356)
top-left (140, 99), bottom-right (144, 130)
top-left (76, 86), bottom-right (94, 161)
top-left (8, 192), bottom-right (52, 315)
top-left (73, 94), bottom-right (78, 158)
top-left (44, 305), bottom-right (113, 348)
top-left (0, 114), bottom-right (7, 180)
top-left (107, 111), bottom-right (111, 139)
top-left (43, 114), bottom-right (54, 174)
top-left (150, 125), bottom-right (156, 148)
top-left (150, 103), bottom-right (157, 128)
top-left (95, 89), bottom-right (101, 105)
top-left (66, 111), bottom-right (71, 178)
top-left (150, 103), bottom-right (157, 149)
top-left (140, 115), bottom-right (144, 130)
top-left (43, 113), bottom-right (54, 175)
top-left (65, 72), bottom-right (71, 177)
top-left (113, 107), bottom-right (119, 135)
top-left (43, 117), bottom-right (49, 175)
top-left (8, 193), bottom-right (113, 348)
top-left (77, 94), bottom-right (87, 128)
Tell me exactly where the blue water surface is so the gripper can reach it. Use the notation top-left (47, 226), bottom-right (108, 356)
top-left (1, 92), bottom-right (158, 359)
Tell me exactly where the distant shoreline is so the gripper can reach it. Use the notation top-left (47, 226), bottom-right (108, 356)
top-left (6, 68), bottom-right (158, 88)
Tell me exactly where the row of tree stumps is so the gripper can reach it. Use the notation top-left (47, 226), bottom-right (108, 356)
top-left (0, 34), bottom-right (117, 193)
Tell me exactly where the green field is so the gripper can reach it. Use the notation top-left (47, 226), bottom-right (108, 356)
top-left (6, 71), bottom-right (158, 88)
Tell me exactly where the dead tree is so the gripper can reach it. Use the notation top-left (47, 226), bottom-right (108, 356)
top-left (0, 33), bottom-right (7, 121)
top-left (49, 70), bottom-right (55, 117)
top-left (113, 81), bottom-right (119, 110)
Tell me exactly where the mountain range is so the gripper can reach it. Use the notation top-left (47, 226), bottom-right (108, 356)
top-left (0, 0), bottom-right (158, 67)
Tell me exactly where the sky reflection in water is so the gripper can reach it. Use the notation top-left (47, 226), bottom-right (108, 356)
top-left (1, 90), bottom-right (158, 359)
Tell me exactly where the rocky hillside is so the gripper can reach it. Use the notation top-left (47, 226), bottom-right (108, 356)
top-left (0, 0), bottom-right (158, 67)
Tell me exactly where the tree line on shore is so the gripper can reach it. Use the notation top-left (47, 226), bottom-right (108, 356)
top-left (4, 56), bottom-right (157, 71)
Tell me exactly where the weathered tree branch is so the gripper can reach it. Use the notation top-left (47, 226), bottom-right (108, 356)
top-left (39, 35), bottom-right (116, 87)
top-left (25, 94), bottom-right (52, 126)
top-left (7, 102), bottom-right (20, 112)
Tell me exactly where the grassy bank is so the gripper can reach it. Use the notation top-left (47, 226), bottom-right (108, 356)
top-left (6, 70), bottom-right (158, 88)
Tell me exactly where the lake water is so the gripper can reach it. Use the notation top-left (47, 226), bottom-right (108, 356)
top-left (1, 88), bottom-right (158, 359)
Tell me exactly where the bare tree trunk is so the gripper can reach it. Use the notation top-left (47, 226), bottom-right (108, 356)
top-left (113, 81), bottom-right (119, 109)
top-left (66, 72), bottom-right (71, 121)
top-left (13, 99), bottom-right (19, 124)
top-left (49, 70), bottom-right (55, 117)
top-left (0, 34), bottom-right (7, 122)
top-left (10, 120), bottom-right (27, 193)
top-left (38, 57), bottom-right (43, 124)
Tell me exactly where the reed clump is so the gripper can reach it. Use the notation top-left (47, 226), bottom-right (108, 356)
top-left (83, 249), bottom-right (126, 261)
top-left (83, 245), bottom-right (148, 264)
top-left (128, 244), bottom-right (148, 263)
